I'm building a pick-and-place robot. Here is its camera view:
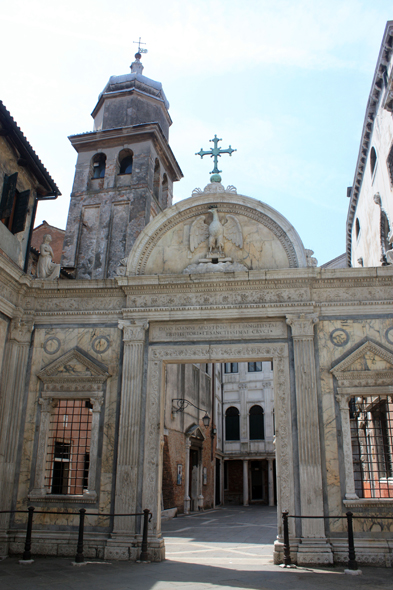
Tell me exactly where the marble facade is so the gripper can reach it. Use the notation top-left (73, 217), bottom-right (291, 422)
top-left (0, 182), bottom-right (393, 566)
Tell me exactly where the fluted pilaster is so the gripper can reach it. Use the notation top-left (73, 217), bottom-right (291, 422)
top-left (286, 314), bottom-right (325, 540)
top-left (0, 317), bottom-right (34, 537)
top-left (113, 320), bottom-right (148, 534)
top-left (336, 395), bottom-right (358, 500)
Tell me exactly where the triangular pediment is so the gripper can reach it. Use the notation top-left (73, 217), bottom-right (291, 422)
top-left (38, 347), bottom-right (109, 383)
top-left (185, 423), bottom-right (206, 441)
top-left (331, 341), bottom-right (393, 379)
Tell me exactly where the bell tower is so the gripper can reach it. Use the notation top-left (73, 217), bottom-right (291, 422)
top-left (61, 49), bottom-right (183, 279)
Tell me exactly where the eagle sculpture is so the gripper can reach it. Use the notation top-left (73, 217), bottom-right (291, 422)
top-left (189, 208), bottom-right (243, 254)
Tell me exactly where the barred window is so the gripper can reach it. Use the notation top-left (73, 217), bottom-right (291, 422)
top-left (46, 400), bottom-right (92, 495)
top-left (350, 396), bottom-right (393, 499)
top-left (224, 363), bottom-right (238, 373)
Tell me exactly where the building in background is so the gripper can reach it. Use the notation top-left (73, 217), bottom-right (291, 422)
top-left (221, 362), bottom-right (275, 507)
top-left (0, 101), bottom-right (59, 272)
top-left (347, 21), bottom-right (393, 268)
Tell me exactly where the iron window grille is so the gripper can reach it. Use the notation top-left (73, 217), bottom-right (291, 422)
top-left (46, 399), bottom-right (92, 495)
top-left (350, 396), bottom-right (393, 499)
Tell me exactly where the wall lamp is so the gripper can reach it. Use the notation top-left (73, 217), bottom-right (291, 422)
top-left (172, 398), bottom-right (210, 428)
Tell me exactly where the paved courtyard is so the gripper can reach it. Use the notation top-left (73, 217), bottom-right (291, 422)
top-left (0, 505), bottom-right (392, 589)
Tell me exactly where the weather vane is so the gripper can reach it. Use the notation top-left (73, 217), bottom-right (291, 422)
top-left (196, 135), bottom-right (236, 183)
top-left (133, 37), bottom-right (148, 55)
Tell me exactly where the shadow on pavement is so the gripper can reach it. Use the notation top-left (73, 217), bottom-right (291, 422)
top-left (0, 557), bottom-right (392, 590)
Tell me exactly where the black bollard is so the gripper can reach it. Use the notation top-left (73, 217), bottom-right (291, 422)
top-left (75, 508), bottom-right (86, 563)
top-left (346, 511), bottom-right (358, 570)
top-left (282, 510), bottom-right (291, 566)
top-left (22, 507), bottom-right (35, 560)
top-left (139, 509), bottom-right (150, 561)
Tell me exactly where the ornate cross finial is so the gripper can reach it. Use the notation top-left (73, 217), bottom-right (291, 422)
top-left (196, 135), bottom-right (236, 183)
top-left (133, 37), bottom-right (148, 56)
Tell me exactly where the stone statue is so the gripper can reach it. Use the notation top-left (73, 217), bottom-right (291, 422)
top-left (37, 234), bottom-right (60, 279)
top-left (305, 249), bottom-right (318, 267)
top-left (189, 207), bottom-right (243, 255)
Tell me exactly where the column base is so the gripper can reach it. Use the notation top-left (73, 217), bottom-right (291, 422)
top-left (105, 534), bottom-right (165, 562)
top-left (0, 532), bottom-right (9, 558)
top-left (296, 538), bottom-right (333, 566)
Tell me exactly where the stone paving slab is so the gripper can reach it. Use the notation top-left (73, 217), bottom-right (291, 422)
top-left (0, 557), bottom-right (392, 590)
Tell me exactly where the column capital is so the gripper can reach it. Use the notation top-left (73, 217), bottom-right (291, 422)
top-left (286, 313), bottom-right (319, 338)
top-left (9, 315), bottom-right (34, 344)
top-left (118, 319), bottom-right (149, 342)
top-left (335, 394), bottom-right (351, 411)
top-left (90, 397), bottom-right (104, 413)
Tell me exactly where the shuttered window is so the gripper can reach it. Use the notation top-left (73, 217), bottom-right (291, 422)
top-left (12, 189), bottom-right (30, 233)
top-left (0, 173), bottom-right (18, 222)
top-left (0, 173), bottom-right (30, 234)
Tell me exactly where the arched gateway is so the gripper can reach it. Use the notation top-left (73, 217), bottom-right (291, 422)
top-left (114, 182), bottom-right (329, 564)
top-left (1, 181), bottom-right (392, 567)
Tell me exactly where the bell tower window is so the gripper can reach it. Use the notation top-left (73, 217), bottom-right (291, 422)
top-left (91, 154), bottom-right (106, 179)
top-left (119, 150), bottom-right (133, 175)
top-left (153, 159), bottom-right (160, 201)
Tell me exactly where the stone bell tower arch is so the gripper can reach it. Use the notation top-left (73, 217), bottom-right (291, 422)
top-left (61, 51), bottom-right (183, 279)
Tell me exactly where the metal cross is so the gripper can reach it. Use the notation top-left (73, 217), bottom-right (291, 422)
top-left (133, 37), bottom-right (148, 54)
top-left (196, 135), bottom-right (236, 175)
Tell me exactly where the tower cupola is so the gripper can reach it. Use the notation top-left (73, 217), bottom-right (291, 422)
top-left (91, 52), bottom-right (171, 139)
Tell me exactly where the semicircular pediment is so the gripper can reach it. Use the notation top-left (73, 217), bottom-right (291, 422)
top-left (125, 189), bottom-right (307, 276)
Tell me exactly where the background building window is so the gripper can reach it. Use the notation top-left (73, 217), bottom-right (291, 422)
top-left (46, 399), bottom-right (92, 495)
top-left (248, 362), bottom-right (262, 372)
top-left (249, 405), bottom-right (264, 440)
top-left (224, 363), bottom-right (238, 373)
top-left (350, 396), bottom-right (393, 499)
top-left (91, 153), bottom-right (106, 178)
top-left (387, 143), bottom-right (393, 187)
top-left (225, 407), bottom-right (240, 441)
top-left (370, 146), bottom-right (377, 176)
top-left (355, 218), bottom-right (361, 239)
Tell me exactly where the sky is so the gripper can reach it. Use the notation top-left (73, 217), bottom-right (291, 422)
top-left (1, 0), bottom-right (392, 265)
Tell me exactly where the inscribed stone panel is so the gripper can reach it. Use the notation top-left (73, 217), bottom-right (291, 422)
top-left (150, 320), bottom-right (287, 342)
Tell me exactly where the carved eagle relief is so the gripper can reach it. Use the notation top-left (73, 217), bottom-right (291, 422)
top-left (189, 208), bottom-right (243, 254)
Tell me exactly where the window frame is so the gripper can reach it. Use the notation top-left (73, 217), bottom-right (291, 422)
top-left (249, 404), bottom-right (265, 441)
top-left (29, 349), bottom-right (108, 503)
top-left (225, 406), bottom-right (240, 441)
